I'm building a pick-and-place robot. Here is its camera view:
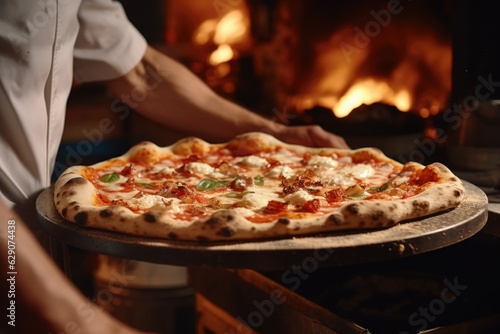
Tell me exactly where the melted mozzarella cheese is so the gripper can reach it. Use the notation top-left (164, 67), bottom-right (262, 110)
top-left (238, 156), bottom-right (268, 168)
top-left (265, 165), bottom-right (292, 179)
top-left (236, 192), bottom-right (277, 209)
top-left (324, 173), bottom-right (356, 186)
top-left (308, 155), bottom-right (338, 169)
top-left (185, 162), bottom-right (215, 175)
top-left (325, 174), bottom-right (355, 186)
top-left (285, 190), bottom-right (314, 205)
top-left (391, 170), bottom-right (412, 186)
top-left (161, 198), bottom-right (183, 213)
top-left (124, 195), bottom-right (182, 212)
top-left (323, 164), bottom-right (376, 186)
top-left (349, 164), bottom-right (376, 179)
top-left (270, 152), bottom-right (303, 164)
top-left (337, 156), bottom-right (353, 164)
top-left (151, 165), bottom-right (175, 175)
top-left (231, 207), bottom-right (255, 217)
top-left (124, 195), bottom-right (163, 211)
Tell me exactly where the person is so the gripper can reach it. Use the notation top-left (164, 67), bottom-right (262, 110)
top-left (1, 200), bottom-right (151, 334)
top-left (0, 1), bottom-right (348, 333)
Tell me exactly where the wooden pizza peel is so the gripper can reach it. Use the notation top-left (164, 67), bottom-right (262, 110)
top-left (36, 181), bottom-right (488, 270)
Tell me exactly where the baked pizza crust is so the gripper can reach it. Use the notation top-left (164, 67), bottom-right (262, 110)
top-left (53, 132), bottom-right (465, 242)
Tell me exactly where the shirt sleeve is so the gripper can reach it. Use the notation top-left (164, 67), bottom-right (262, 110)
top-left (73, 0), bottom-right (148, 83)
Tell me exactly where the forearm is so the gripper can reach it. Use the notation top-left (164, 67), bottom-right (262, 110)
top-left (1, 203), bottom-right (83, 331)
top-left (106, 46), bottom-right (348, 148)
top-left (0, 201), bottom-right (148, 333)
top-left (106, 46), bottom-right (284, 142)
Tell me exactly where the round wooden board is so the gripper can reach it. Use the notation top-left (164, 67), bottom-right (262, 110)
top-left (36, 181), bottom-right (488, 269)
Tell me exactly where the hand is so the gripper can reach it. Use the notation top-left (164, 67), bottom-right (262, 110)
top-left (271, 125), bottom-right (350, 149)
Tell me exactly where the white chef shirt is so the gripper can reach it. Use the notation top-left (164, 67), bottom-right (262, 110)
top-left (0, 2), bottom-right (185, 290)
top-left (0, 0), bottom-right (147, 208)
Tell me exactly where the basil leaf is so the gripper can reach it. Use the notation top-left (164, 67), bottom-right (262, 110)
top-left (135, 182), bottom-right (155, 189)
top-left (197, 179), bottom-right (223, 190)
top-left (102, 173), bottom-right (120, 183)
top-left (368, 181), bottom-right (392, 192)
top-left (380, 180), bottom-right (392, 192)
top-left (254, 176), bottom-right (264, 186)
top-left (224, 191), bottom-right (254, 198)
top-left (348, 194), bottom-right (367, 198)
top-left (197, 178), bottom-right (236, 191)
top-left (224, 192), bottom-right (241, 198)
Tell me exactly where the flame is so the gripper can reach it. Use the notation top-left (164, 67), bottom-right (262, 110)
top-left (209, 44), bottom-right (234, 66)
top-left (291, 22), bottom-right (452, 118)
top-left (213, 10), bottom-right (248, 45)
top-left (193, 9), bottom-right (251, 65)
top-left (334, 79), bottom-right (411, 118)
top-left (194, 19), bottom-right (218, 45)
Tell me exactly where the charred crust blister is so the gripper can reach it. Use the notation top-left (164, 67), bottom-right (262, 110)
top-left (144, 212), bottom-right (157, 223)
top-left (74, 212), bottom-right (88, 226)
top-left (168, 232), bottom-right (179, 240)
top-left (347, 203), bottom-right (359, 214)
top-left (412, 200), bottom-right (429, 213)
top-left (65, 177), bottom-right (87, 187)
top-left (100, 209), bottom-right (113, 218)
top-left (217, 226), bottom-right (235, 237)
top-left (453, 190), bottom-right (462, 198)
top-left (371, 210), bottom-right (384, 221)
top-left (328, 215), bottom-right (342, 226)
top-left (278, 217), bottom-right (290, 225)
top-left (206, 213), bottom-right (233, 227)
top-left (411, 201), bottom-right (429, 209)
top-left (205, 217), bottom-right (219, 227)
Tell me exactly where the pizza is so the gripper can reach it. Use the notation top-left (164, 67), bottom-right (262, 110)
top-left (53, 132), bottom-right (465, 242)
